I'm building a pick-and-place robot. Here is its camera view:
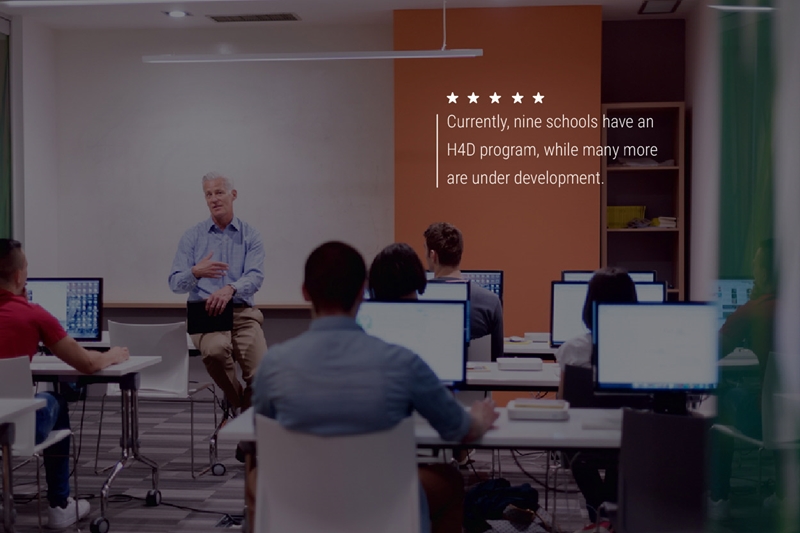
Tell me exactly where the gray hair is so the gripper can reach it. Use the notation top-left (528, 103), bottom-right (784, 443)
top-left (202, 172), bottom-right (234, 192)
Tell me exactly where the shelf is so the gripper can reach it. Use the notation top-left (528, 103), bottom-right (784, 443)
top-left (606, 228), bottom-right (679, 232)
top-left (606, 166), bottom-right (679, 172)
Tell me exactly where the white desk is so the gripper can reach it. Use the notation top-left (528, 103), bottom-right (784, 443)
top-left (503, 340), bottom-right (557, 358)
top-left (219, 407), bottom-right (621, 450)
top-left (30, 356), bottom-right (163, 531)
top-left (466, 362), bottom-right (560, 391)
top-left (79, 331), bottom-right (196, 352)
top-left (1, 398), bottom-right (47, 533)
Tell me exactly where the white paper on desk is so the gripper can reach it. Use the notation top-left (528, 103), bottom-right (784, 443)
top-left (581, 411), bottom-right (623, 430)
top-left (466, 363), bottom-right (490, 372)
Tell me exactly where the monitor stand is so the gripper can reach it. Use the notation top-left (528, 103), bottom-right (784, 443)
top-left (652, 392), bottom-right (689, 415)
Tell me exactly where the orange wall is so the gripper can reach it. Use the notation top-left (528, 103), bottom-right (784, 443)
top-left (394, 6), bottom-right (603, 335)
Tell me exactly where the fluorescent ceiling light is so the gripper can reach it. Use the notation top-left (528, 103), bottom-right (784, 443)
top-left (143, 49), bottom-right (483, 63)
top-left (708, 4), bottom-right (774, 11)
top-left (1, 0), bottom-right (252, 5)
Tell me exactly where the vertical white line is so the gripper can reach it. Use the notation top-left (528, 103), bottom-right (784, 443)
top-left (436, 114), bottom-right (439, 188)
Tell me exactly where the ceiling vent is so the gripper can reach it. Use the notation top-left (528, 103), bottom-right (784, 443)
top-left (208, 13), bottom-right (301, 23)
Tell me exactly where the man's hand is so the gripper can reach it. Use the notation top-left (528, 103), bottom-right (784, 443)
top-left (206, 285), bottom-right (236, 316)
top-left (192, 252), bottom-right (229, 279)
top-left (463, 398), bottom-right (500, 443)
top-left (107, 346), bottom-right (130, 365)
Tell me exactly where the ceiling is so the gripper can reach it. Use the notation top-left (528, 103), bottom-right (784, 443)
top-left (0, 0), bottom-right (696, 29)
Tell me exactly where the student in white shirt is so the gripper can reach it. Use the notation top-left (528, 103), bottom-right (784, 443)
top-left (554, 267), bottom-right (637, 533)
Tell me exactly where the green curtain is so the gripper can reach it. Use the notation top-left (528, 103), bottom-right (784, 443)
top-left (0, 32), bottom-right (10, 239)
top-left (713, 1), bottom-right (780, 531)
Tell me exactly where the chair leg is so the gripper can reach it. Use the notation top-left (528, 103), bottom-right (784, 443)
top-left (94, 394), bottom-right (108, 475)
top-left (36, 455), bottom-right (43, 533)
top-left (72, 431), bottom-right (79, 532)
top-left (190, 396), bottom-right (196, 479)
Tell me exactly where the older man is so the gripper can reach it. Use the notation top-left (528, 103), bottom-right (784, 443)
top-left (169, 172), bottom-right (267, 414)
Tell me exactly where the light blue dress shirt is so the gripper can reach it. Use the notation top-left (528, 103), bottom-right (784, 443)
top-left (169, 217), bottom-right (265, 306)
top-left (252, 316), bottom-right (472, 533)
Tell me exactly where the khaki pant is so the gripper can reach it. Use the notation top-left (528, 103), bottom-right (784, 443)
top-left (191, 306), bottom-right (267, 411)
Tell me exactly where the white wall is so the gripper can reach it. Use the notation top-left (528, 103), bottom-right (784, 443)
top-left (685, 0), bottom-right (719, 301)
top-left (12, 16), bottom-right (60, 273)
top-left (43, 24), bottom-right (393, 304)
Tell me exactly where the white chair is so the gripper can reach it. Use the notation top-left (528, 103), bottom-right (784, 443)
top-left (0, 356), bottom-right (75, 531)
top-left (254, 415), bottom-right (420, 533)
top-left (94, 321), bottom-right (218, 478)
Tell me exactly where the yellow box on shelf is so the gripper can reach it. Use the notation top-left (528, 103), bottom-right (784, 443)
top-left (607, 206), bottom-right (645, 228)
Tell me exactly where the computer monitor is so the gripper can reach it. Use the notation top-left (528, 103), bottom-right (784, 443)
top-left (419, 280), bottom-right (471, 342)
top-left (562, 270), bottom-right (657, 283)
top-left (712, 279), bottom-right (754, 329)
top-left (635, 282), bottom-right (666, 303)
top-left (461, 270), bottom-right (504, 304)
top-left (356, 300), bottom-right (467, 386)
top-left (26, 278), bottom-right (103, 341)
top-left (550, 281), bottom-right (666, 347)
top-left (425, 271), bottom-right (435, 280)
top-left (418, 280), bottom-right (470, 302)
top-left (593, 303), bottom-right (718, 395)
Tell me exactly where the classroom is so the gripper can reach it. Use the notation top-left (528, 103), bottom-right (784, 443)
top-left (1, 0), bottom-right (799, 532)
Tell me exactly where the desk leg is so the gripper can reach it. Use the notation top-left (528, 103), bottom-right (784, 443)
top-left (1, 423), bottom-right (16, 533)
top-left (129, 391), bottom-right (159, 492)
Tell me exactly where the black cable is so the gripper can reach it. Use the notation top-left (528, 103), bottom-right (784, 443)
top-left (109, 494), bottom-right (241, 523)
top-left (510, 450), bottom-right (580, 494)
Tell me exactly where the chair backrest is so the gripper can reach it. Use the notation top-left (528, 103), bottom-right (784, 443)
top-left (108, 321), bottom-right (189, 397)
top-left (617, 409), bottom-right (706, 533)
top-left (468, 334), bottom-right (492, 363)
top-left (254, 414), bottom-right (420, 533)
top-left (562, 365), bottom-right (652, 409)
top-left (0, 356), bottom-right (37, 456)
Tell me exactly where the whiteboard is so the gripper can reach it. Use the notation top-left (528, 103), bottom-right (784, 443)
top-left (42, 27), bottom-right (394, 304)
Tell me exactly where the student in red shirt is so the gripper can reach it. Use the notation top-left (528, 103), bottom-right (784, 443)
top-left (0, 239), bottom-right (129, 529)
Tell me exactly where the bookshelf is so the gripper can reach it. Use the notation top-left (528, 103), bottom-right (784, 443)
top-left (600, 102), bottom-right (686, 300)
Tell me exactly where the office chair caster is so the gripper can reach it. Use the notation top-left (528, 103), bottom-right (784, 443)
top-left (145, 490), bottom-right (162, 507)
top-left (211, 462), bottom-right (226, 476)
top-left (90, 516), bottom-right (110, 533)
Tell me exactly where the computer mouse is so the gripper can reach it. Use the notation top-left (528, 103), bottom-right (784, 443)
top-left (509, 336), bottom-right (525, 342)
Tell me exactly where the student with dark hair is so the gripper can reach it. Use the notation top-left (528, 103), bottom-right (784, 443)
top-left (369, 243), bottom-right (427, 301)
top-left (252, 241), bottom-right (498, 533)
top-left (556, 267), bottom-right (638, 379)
top-left (0, 239), bottom-right (129, 528)
top-left (554, 267), bottom-right (638, 533)
top-left (423, 222), bottom-right (504, 359)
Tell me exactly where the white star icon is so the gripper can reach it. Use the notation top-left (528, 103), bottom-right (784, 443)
top-left (447, 92), bottom-right (458, 104)
top-left (533, 92), bottom-right (544, 104)
top-left (512, 92), bottom-right (523, 104)
top-left (468, 92), bottom-right (479, 104)
top-left (490, 92), bottom-right (501, 104)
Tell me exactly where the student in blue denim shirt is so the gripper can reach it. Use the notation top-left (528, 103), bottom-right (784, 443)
top-left (252, 241), bottom-right (498, 533)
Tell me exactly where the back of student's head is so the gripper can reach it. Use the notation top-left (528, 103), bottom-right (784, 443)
top-left (369, 243), bottom-right (427, 301)
top-left (304, 241), bottom-right (366, 313)
top-left (582, 267), bottom-right (638, 330)
top-left (423, 222), bottom-right (463, 267)
top-left (0, 239), bottom-right (23, 284)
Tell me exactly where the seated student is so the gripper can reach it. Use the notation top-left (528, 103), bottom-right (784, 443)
top-left (423, 222), bottom-right (504, 360)
top-left (0, 239), bottom-right (129, 529)
top-left (709, 238), bottom-right (779, 518)
top-left (554, 267), bottom-right (637, 533)
top-left (368, 242), bottom-right (427, 301)
top-left (369, 242), bottom-right (468, 533)
top-left (252, 241), bottom-right (499, 533)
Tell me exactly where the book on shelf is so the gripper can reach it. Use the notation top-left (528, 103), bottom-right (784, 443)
top-left (651, 217), bottom-right (677, 228)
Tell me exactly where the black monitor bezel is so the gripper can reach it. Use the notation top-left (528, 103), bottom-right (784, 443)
top-left (561, 270), bottom-right (657, 283)
top-left (356, 299), bottom-right (468, 387)
top-left (592, 301), bottom-right (719, 393)
top-left (460, 269), bottom-right (504, 305)
top-left (26, 277), bottom-right (104, 342)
